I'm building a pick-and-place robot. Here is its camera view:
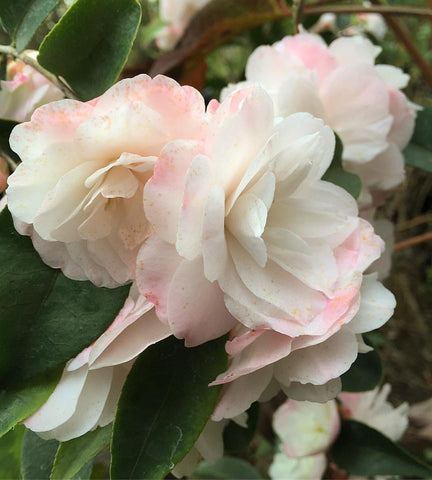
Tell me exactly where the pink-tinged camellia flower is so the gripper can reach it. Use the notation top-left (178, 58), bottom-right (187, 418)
top-left (7, 74), bottom-right (207, 287)
top-left (0, 53), bottom-right (63, 123)
top-left (137, 85), bottom-right (395, 410)
top-left (24, 285), bottom-right (172, 441)
top-left (156, 0), bottom-right (212, 51)
top-left (222, 34), bottom-right (417, 209)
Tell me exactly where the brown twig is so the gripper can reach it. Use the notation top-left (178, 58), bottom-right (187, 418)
top-left (303, 5), bottom-right (432, 18)
top-left (397, 214), bottom-right (432, 232)
top-left (367, 0), bottom-right (432, 88)
top-left (394, 231), bottom-right (432, 251)
top-left (293, 0), bottom-right (306, 33)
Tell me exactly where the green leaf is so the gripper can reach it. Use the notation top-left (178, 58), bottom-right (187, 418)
top-left (323, 135), bottom-right (362, 199)
top-left (38, 0), bottom-right (141, 100)
top-left (404, 106), bottom-right (432, 173)
top-left (341, 348), bottom-right (382, 392)
top-left (15, 0), bottom-right (61, 52)
top-left (0, 206), bottom-right (130, 386)
top-left (0, 368), bottom-right (61, 438)
top-left (331, 420), bottom-right (432, 477)
top-left (21, 430), bottom-right (59, 480)
top-left (0, 0), bottom-right (30, 37)
top-left (150, 0), bottom-right (289, 76)
top-left (0, 425), bottom-right (25, 479)
top-left (111, 336), bottom-right (227, 479)
top-left (192, 457), bottom-right (263, 479)
top-left (223, 402), bottom-right (259, 455)
top-left (0, 119), bottom-right (20, 164)
top-left (51, 425), bottom-right (111, 479)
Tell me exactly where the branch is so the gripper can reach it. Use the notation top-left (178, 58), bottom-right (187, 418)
top-left (0, 45), bottom-right (78, 100)
top-left (303, 5), bottom-right (432, 18)
top-left (394, 231), bottom-right (432, 251)
top-left (293, 0), bottom-right (306, 33)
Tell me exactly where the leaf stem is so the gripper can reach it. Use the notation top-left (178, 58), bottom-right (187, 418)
top-left (0, 45), bottom-right (78, 99)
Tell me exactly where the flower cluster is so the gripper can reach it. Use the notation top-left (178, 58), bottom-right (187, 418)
top-left (5, 31), bottom-right (411, 453)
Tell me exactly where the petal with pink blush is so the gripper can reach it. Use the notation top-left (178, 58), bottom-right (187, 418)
top-left (328, 36), bottom-right (380, 66)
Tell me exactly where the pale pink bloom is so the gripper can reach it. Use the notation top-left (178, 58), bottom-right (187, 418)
top-left (0, 53), bottom-right (63, 123)
top-left (222, 34), bottom-right (416, 209)
top-left (7, 74), bottom-right (207, 287)
top-left (24, 284), bottom-right (172, 441)
top-left (339, 384), bottom-right (409, 441)
top-left (137, 86), bottom-right (394, 412)
top-left (0, 157), bottom-right (9, 193)
top-left (269, 453), bottom-right (327, 480)
top-left (156, 0), bottom-right (212, 50)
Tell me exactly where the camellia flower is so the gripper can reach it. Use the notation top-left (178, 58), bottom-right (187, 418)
top-left (156, 0), bottom-right (211, 51)
top-left (137, 85), bottom-right (395, 413)
top-left (222, 33), bottom-right (417, 209)
top-left (0, 53), bottom-right (63, 123)
top-left (23, 285), bottom-right (172, 441)
top-left (7, 74), bottom-right (207, 287)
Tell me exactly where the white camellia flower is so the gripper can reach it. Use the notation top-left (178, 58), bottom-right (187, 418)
top-left (7, 74), bottom-right (207, 287)
top-left (222, 33), bottom-right (417, 209)
top-left (24, 285), bottom-right (172, 441)
top-left (0, 53), bottom-right (63, 122)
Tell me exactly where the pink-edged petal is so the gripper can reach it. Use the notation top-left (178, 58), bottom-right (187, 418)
top-left (387, 88), bottom-right (416, 149)
top-left (167, 257), bottom-right (236, 346)
top-left (144, 140), bottom-right (205, 243)
top-left (274, 327), bottom-right (358, 386)
top-left (347, 274), bottom-right (395, 334)
top-left (24, 366), bottom-right (88, 431)
top-left (211, 367), bottom-right (272, 421)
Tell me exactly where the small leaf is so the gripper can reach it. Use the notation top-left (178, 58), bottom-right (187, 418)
top-left (21, 430), bottom-right (59, 480)
top-left (0, 206), bottom-right (130, 386)
top-left (404, 106), bottom-right (432, 173)
top-left (0, 119), bottom-right (20, 164)
top-left (51, 425), bottom-right (111, 479)
top-left (341, 349), bottom-right (382, 392)
top-left (150, 0), bottom-right (289, 76)
top-left (15, 0), bottom-right (61, 52)
top-left (331, 419), bottom-right (432, 477)
top-left (323, 135), bottom-right (362, 199)
top-left (111, 336), bottom-right (227, 480)
top-left (0, 425), bottom-right (25, 479)
top-left (192, 457), bottom-right (263, 479)
top-left (223, 402), bottom-right (259, 454)
top-left (38, 0), bottom-right (142, 100)
top-left (0, 368), bottom-right (61, 438)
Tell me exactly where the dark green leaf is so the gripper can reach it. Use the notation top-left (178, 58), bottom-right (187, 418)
top-left (223, 402), bottom-right (259, 455)
top-left (341, 349), bottom-right (382, 392)
top-left (331, 420), bottom-right (432, 477)
top-left (323, 135), bottom-right (362, 199)
top-left (192, 457), bottom-right (263, 479)
top-left (0, 119), bottom-right (20, 164)
top-left (21, 430), bottom-right (59, 480)
top-left (0, 368), bottom-right (61, 438)
top-left (404, 106), bottom-right (432, 173)
top-left (150, 0), bottom-right (289, 76)
top-left (51, 425), bottom-right (111, 479)
top-left (38, 0), bottom-right (141, 100)
top-left (0, 425), bottom-right (25, 479)
top-left (15, 0), bottom-right (61, 52)
top-left (0, 0), bottom-right (30, 37)
top-left (111, 336), bottom-right (227, 479)
top-left (0, 206), bottom-right (130, 386)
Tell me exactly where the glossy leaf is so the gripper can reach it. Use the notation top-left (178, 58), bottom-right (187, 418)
top-left (0, 425), bottom-right (25, 479)
top-left (111, 336), bottom-right (227, 479)
top-left (192, 457), bottom-right (263, 479)
top-left (331, 420), bottom-right (432, 477)
top-left (404, 106), bottom-right (432, 173)
top-left (51, 425), bottom-right (111, 479)
top-left (341, 349), bottom-right (382, 392)
top-left (15, 0), bottom-right (61, 52)
top-left (0, 119), bottom-right (20, 165)
top-left (323, 135), bottom-right (362, 199)
top-left (223, 402), bottom-right (259, 454)
top-left (150, 0), bottom-right (289, 76)
top-left (0, 206), bottom-right (130, 386)
top-left (0, 368), bottom-right (61, 438)
top-left (21, 430), bottom-right (59, 480)
top-left (0, 0), bottom-right (31, 37)
top-left (38, 0), bottom-right (141, 100)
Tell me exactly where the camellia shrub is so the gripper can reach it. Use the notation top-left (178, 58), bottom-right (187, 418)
top-left (0, 1), bottom-right (431, 479)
